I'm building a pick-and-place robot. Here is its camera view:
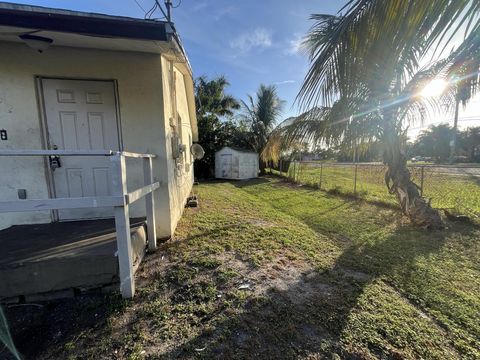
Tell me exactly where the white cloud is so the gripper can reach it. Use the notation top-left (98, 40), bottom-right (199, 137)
top-left (285, 33), bottom-right (303, 55)
top-left (274, 80), bottom-right (296, 85)
top-left (230, 28), bottom-right (272, 52)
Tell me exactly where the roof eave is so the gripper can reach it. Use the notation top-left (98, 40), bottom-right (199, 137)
top-left (0, 2), bottom-right (169, 41)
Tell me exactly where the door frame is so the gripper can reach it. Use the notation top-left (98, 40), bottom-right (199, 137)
top-left (221, 153), bottom-right (233, 178)
top-left (35, 76), bottom-right (123, 221)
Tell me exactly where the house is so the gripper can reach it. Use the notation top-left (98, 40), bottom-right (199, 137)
top-left (0, 3), bottom-right (198, 299)
top-left (215, 147), bottom-right (259, 180)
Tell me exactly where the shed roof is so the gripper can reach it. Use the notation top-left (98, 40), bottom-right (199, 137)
top-left (218, 146), bottom-right (258, 154)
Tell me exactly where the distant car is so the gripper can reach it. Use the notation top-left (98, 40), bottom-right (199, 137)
top-left (453, 156), bottom-right (468, 163)
top-left (411, 156), bottom-right (424, 163)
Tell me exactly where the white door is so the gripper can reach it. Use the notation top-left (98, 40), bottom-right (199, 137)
top-left (42, 79), bottom-right (120, 221)
top-left (221, 154), bottom-right (233, 178)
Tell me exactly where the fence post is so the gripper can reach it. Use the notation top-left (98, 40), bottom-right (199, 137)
top-left (354, 164), bottom-right (358, 194)
top-left (319, 163), bottom-right (323, 189)
top-left (293, 161), bottom-right (296, 182)
top-left (279, 160), bottom-right (283, 177)
top-left (420, 166), bottom-right (424, 197)
top-left (143, 157), bottom-right (157, 251)
top-left (111, 153), bottom-right (135, 298)
top-left (297, 160), bottom-right (301, 183)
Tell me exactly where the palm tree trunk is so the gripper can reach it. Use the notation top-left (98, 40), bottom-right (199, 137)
top-left (449, 98), bottom-right (460, 164)
top-left (259, 160), bottom-right (266, 175)
top-left (382, 123), bottom-right (443, 228)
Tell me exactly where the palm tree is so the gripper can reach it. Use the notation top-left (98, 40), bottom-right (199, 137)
top-left (194, 76), bottom-right (241, 178)
top-left (414, 124), bottom-right (454, 163)
top-left (195, 76), bottom-right (240, 119)
top-left (447, 25), bottom-right (480, 163)
top-left (265, 1), bottom-right (479, 228)
top-left (462, 127), bottom-right (480, 162)
top-left (241, 84), bottom-right (284, 173)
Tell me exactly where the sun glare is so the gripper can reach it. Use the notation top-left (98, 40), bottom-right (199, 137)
top-left (420, 78), bottom-right (448, 98)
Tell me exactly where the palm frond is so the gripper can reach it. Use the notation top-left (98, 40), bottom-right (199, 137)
top-left (297, 0), bottom-right (480, 110)
top-left (262, 96), bottom-right (382, 162)
top-left (240, 85), bottom-right (284, 154)
top-left (394, 58), bottom-right (456, 127)
top-left (446, 21), bottom-right (480, 106)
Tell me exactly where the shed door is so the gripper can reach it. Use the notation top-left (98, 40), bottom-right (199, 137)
top-left (42, 79), bottom-right (120, 221)
top-left (221, 154), bottom-right (233, 178)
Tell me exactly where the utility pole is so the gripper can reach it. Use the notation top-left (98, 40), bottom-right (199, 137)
top-left (449, 97), bottom-right (460, 164)
top-left (165, 0), bottom-right (172, 22)
top-left (352, 140), bottom-right (357, 163)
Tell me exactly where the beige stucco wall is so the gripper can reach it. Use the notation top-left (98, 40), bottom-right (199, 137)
top-left (0, 42), bottom-right (194, 237)
top-left (160, 57), bottom-right (194, 235)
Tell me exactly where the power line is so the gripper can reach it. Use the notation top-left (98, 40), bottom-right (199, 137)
top-left (408, 118), bottom-right (480, 131)
top-left (132, 0), bottom-right (147, 15)
top-left (154, 0), bottom-right (169, 21)
top-left (141, 0), bottom-right (182, 21)
top-left (144, 2), bottom-right (156, 18)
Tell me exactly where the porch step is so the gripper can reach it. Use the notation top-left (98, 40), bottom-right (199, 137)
top-left (0, 218), bottom-right (146, 301)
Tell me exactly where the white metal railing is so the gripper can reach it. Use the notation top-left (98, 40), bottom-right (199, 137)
top-left (0, 149), bottom-right (159, 299)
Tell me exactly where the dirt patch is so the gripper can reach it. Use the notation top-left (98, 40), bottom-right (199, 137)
top-left (335, 267), bottom-right (372, 282)
top-left (3, 240), bottom-right (355, 359)
top-left (207, 253), bottom-right (336, 311)
top-left (246, 218), bottom-right (276, 227)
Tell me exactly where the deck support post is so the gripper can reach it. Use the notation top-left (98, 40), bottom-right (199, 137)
top-left (143, 157), bottom-right (157, 251)
top-left (111, 153), bottom-right (135, 298)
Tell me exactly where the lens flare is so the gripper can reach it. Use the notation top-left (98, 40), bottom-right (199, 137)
top-left (420, 78), bottom-right (448, 98)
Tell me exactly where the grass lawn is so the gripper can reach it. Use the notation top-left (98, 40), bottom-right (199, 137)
top-left (5, 177), bottom-right (480, 359)
top-left (282, 163), bottom-right (480, 216)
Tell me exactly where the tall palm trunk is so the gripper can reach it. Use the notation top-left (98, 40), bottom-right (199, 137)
top-left (382, 122), bottom-right (443, 228)
top-left (259, 160), bottom-right (266, 175)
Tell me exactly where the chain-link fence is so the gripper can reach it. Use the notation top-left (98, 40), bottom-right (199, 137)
top-left (270, 160), bottom-right (480, 217)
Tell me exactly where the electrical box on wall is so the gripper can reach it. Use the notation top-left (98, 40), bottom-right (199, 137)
top-left (0, 129), bottom-right (7, 140)
top-left (171, 135), bottom-right (186, 160)
top-left (172, 136), bottom-right (180, 159)
top-left (18, 189), bottom-right (27, 199)
top-left (171, 135), bottom-right (180, 159)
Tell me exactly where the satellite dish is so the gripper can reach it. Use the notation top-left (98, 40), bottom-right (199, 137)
top-left (191, 143), bottom-right (205, 160)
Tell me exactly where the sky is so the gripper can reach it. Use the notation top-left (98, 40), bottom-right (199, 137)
top-left (15, 0), bottom-right (480, 139)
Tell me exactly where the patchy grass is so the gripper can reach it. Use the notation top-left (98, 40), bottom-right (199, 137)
top-left (5, 177), bottom-right (480, 359)
top-left (278, 162), bottom-right (480, 216)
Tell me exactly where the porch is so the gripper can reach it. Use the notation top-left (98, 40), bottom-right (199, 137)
top-left (0, 150), bottom-right (159, 299)
top-left (0, 218), bottom-right (146, 302)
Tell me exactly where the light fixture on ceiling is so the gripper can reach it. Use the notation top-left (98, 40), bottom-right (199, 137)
top-left (19, 33), bottom-right (53, 53)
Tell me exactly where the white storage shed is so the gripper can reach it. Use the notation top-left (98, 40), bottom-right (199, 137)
top-left (215, 147), bottom-right (259, 180)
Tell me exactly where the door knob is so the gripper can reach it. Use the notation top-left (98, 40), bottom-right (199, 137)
top-left (49, 145), bottom-right (61, 170)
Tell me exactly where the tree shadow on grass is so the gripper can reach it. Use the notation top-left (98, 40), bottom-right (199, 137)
top-left (195, 178), bottom-right (271, 188)
top-left (3, 291), bottom-right (129, 360)
top-left (159, 222), bottom-right (476, 359)
top-left (4, 213), bottom-right (477, 359)
top-left (233, 177), bottom-right (271, 188)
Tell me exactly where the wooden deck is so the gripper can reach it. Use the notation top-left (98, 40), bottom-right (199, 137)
top-left (0, 218), bottom-right (147, 301)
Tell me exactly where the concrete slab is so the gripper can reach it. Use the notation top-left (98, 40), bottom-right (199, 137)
top-left (0, 218), bottom-right (146, 300)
